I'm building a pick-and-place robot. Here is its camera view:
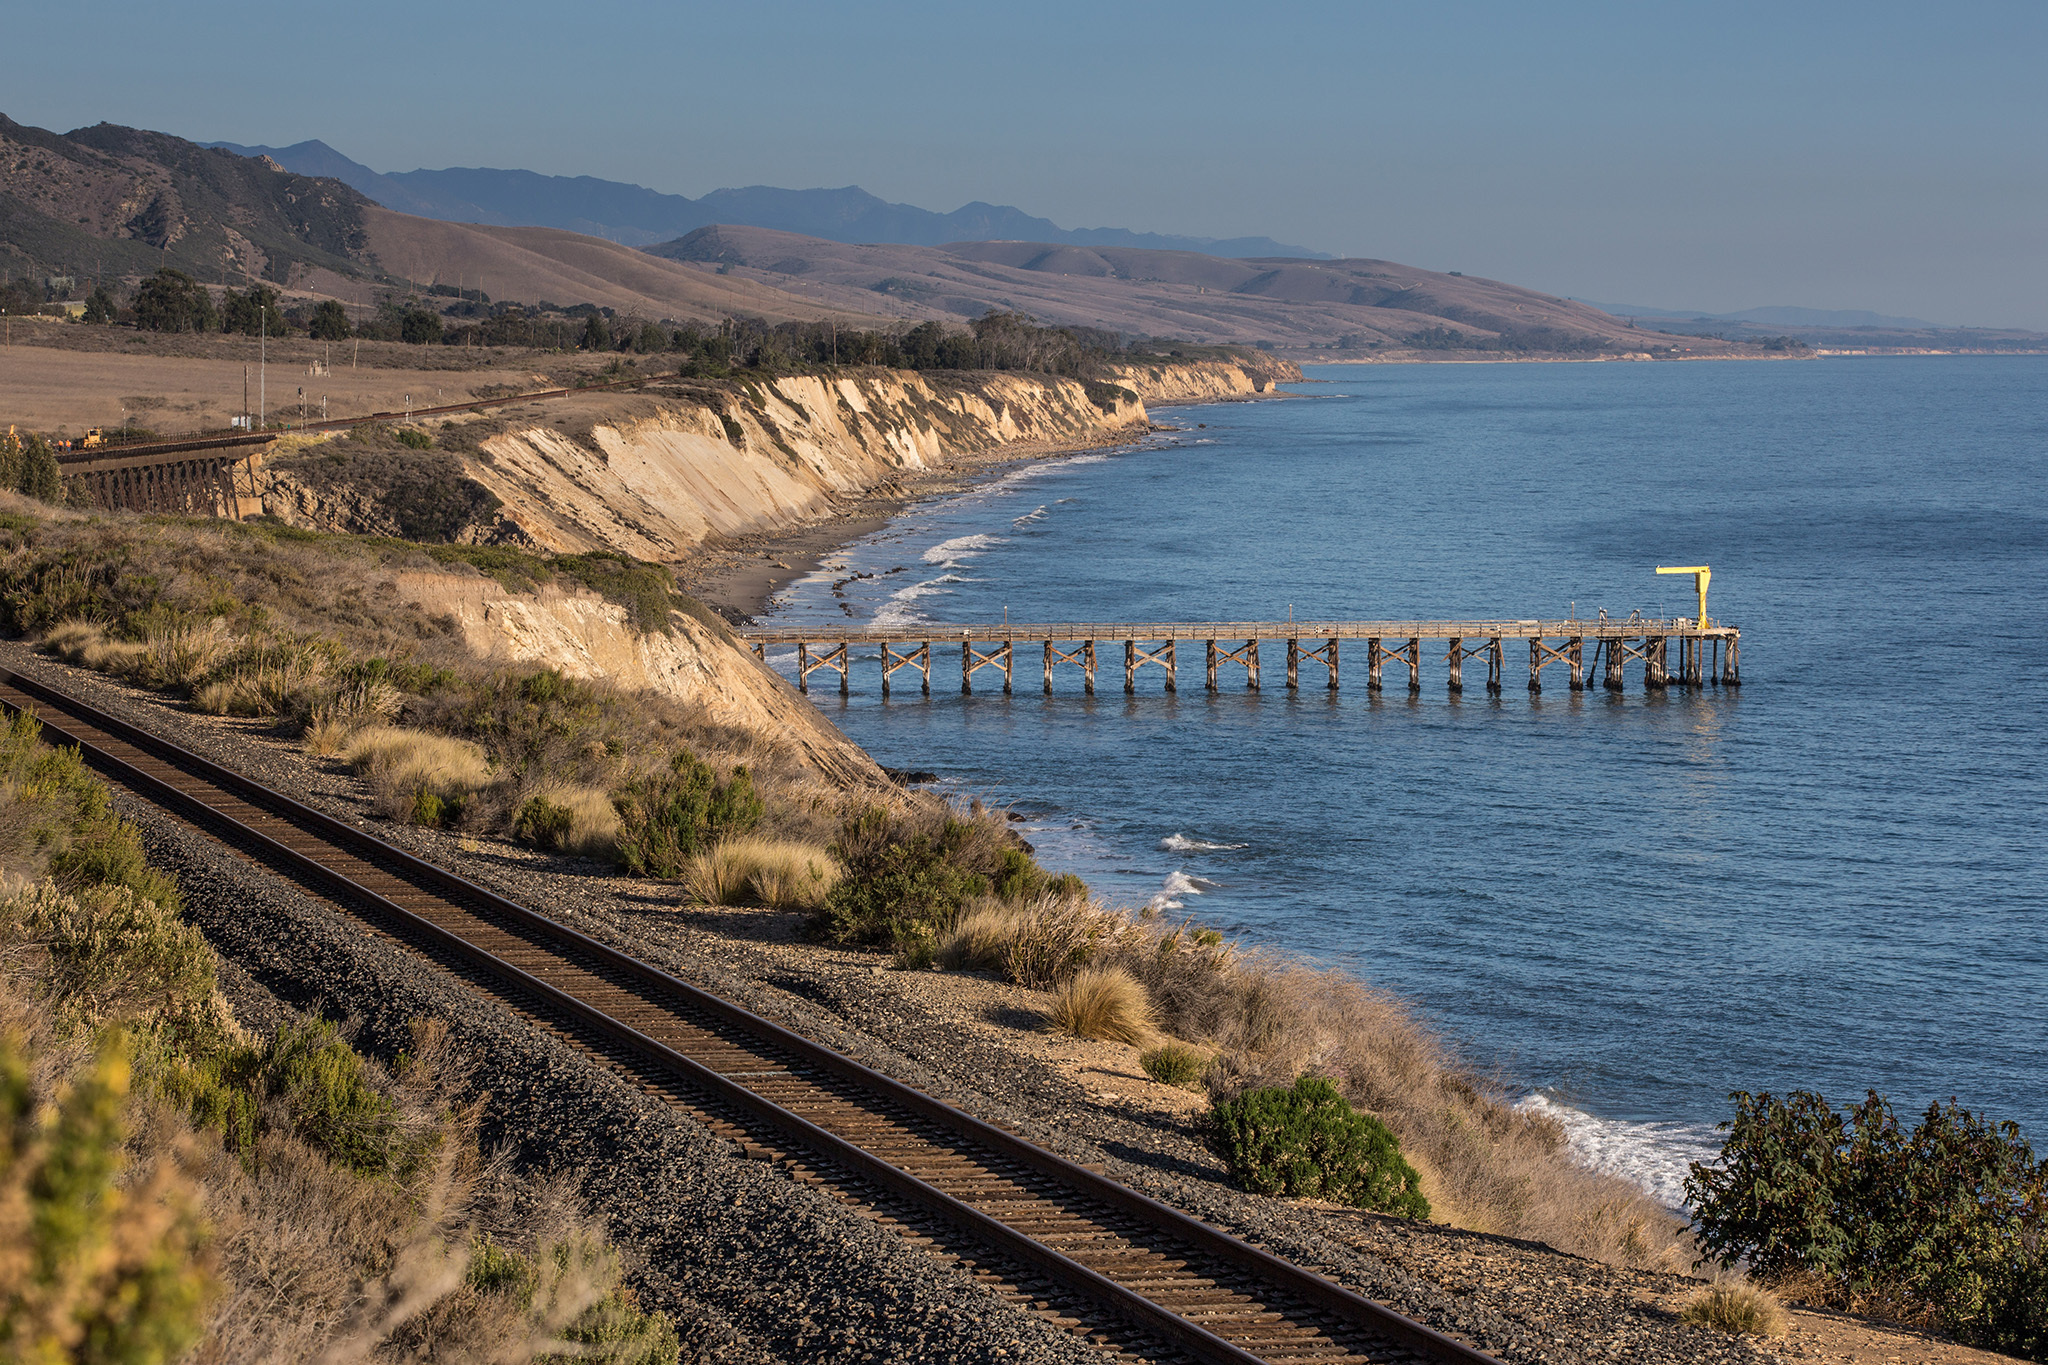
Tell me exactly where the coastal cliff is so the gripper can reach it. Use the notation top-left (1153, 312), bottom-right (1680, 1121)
top-left (241, 359), bottom-right (1294, 561)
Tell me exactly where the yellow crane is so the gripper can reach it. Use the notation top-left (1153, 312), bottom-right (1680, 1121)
top-left (1656, 565), bottom-right (1711, 629)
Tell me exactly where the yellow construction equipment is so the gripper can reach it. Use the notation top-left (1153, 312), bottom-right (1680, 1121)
top-left (81, 427), bottom-right (104, 448)
top-left (1656, 565), bottom-right (1711, 629)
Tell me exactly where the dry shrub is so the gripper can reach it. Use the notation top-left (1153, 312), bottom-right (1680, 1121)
top-left (1003, 893), bottom-right (1139, 988)
top-left (1044, 965), bottom-right (1156, 1046)
top-left (342, 725), bottom-right (491, 825)
top-left (1679, 1278), bottom-right (1787, 1336)
top-left (685, 835), bottom-right (839, 910)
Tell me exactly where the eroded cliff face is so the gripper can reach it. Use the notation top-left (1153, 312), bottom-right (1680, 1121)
top-left (244, 360), bottom-right (1290, 560)
top-left (394, 569), bottom-right (881, 787)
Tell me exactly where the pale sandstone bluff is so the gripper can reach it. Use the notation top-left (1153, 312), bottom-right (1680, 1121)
top-left (396, 569), bottom-right (881, 787)
top-left (245, 360), bottom-right (1294, 560)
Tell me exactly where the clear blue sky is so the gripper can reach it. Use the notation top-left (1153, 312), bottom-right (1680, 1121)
top-left (10, 1), bottom-right (2045, 327)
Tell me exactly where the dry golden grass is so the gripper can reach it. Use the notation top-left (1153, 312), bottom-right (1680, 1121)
top-left (1044, 965), bottom-right (1157, 1046)
top-left (943, 891), bottom-right (1692, 1270)
top-left (342, 725), bottom-right (492, 822)
top-left (685, 836), bottom-right (839, 911)
top-left (1679, 1278), bottom-right (1787, 1336)
top-left (40, 620), bottom-right (148, 673)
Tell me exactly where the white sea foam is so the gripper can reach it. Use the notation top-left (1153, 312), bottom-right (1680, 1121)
top-left (1515, 1094), bottom-right (1723, 1212)
top-left (1159, 833), bottom-right (1249, 852)
top-left (871, 578), bottom-right (961, 628)
top-left (921, 533), bottom-right (1005, 566)
top-left (1145, 869), bottom-right (1217, 913)
top-left (1012, 505), bottom-right (1049, 527)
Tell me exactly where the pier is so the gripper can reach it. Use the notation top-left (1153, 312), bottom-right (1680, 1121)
top-left (739, 617), bottom-right (1740, 696)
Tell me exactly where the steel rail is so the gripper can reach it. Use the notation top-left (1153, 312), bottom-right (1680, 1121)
top-left (0, 666), bottom-right (1503, 1365)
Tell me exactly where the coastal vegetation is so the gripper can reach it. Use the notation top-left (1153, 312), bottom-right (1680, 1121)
top-left (1209, 1076), bottom-right (1431, 1219)
top-left (1688, 1089), bottom-right (2047, 1357)
top-left (0, 707), bottom-right (680, 1363)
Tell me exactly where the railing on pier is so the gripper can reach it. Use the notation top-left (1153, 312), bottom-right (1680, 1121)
top-left (737, 618), bottom-right (1741, 697)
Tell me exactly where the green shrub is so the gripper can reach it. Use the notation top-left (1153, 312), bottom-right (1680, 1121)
top-left (512, 794), bottom-right (575, 848)
top-left (1209, 1076), bottom-right (1430, 1218)
top-left (1141, 1042), bottom-right (1210, 1090)
top-left (395, 426), bottom-right (433, 450)
top-left (1687, 1090), bottom-right (2048, 1356)
top-left (612, 752), bottom-right (762, 878)
top-left (808, 806), bottom-right (993, 948)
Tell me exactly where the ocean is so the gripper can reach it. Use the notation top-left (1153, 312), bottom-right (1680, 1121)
top-left (754, 356), bottom-right (2048, 1208)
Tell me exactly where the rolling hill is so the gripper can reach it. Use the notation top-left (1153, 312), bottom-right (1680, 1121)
top-left (646, 225), bottom-right (1706, 352)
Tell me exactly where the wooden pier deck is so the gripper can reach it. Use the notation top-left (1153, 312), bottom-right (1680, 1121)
top-left (738, 617), bottom-right (1740, 696)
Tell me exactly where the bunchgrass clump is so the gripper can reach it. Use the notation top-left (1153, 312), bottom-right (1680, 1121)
top-left (685, 836), bottom-right (840, 911)
top-left (1679, 1279), bottom-right (1787, 1337)
top-left (511, 785), bottom-right (622, 859)
top-left (1209, 1075), bottom-right (1430, 1219)
top-left (342, 724), bottom-right (492, 826)
top-left (1140, 1041), bottom-right (1210, 1090)
top-left (1044, 965), bottom-right (1156, 1046)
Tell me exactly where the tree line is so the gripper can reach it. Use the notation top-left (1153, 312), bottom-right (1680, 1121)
top-left (66, 269), bottom-right (1235, 379)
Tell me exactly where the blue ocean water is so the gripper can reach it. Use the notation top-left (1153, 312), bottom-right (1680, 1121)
top-left (757, 357), bottom-right (2047, 1203)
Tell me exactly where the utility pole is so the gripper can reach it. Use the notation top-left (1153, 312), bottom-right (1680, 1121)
top-left (259, 308), bottom-right (266, 430)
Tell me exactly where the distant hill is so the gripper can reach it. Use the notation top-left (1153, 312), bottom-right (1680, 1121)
top-left (647, 225), bottom-right (1724, 353)
top-left (0, 113), bottom-right (374, 288)
top-left (203, 138), bottom-right (1328, 259)
top-left (1587, 300), bottom-right (1941, 329)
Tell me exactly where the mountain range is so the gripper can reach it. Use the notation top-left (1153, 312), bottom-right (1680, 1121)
top-left (202, 138), bottom-right (1327, 260)
top-left (1585, 301), bottom-right (1942, 329)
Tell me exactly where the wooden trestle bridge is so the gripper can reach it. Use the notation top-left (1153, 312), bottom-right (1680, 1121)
top-left (741, 617), bottom-right (1741, 696)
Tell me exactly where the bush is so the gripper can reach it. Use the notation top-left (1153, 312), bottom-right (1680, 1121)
top-left (1687, 1089), bottom-right (2048, 1355)
top-left (0, 1029), bottom-right (213, 1365)
top-left (1141, 1041), bottom-right (1210, 1090)
top-left (611, 752), bottom-right (762, 878)
top-left (808, 805), bottom-right (1010, 948)
top-left (1210, 1075), bottom-right (1430, 1218)
top-left (1045, 965), bottom-right (1156, 1046)
top-left (1679, 1279), bottom-right (1786, 1337)
top-left (396, 426), bottom-right (433, 450)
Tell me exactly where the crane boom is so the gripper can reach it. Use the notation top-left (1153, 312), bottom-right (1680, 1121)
top-left (1656, 565), bottom-right (1712, 629)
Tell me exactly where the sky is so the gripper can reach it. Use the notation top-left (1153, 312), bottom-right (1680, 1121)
top-left (8, 1), bottom-right (2046, 328)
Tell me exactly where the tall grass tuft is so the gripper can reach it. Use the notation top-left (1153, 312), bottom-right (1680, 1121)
top-left (1044, 965), bottom-right (1156, 1046)
top-left (1679, 1279), bottom-right (1787, 1336)
top-left (685, 836), bottom-right (839, 911)
top-left (342, 725), bottom-right (491, 826)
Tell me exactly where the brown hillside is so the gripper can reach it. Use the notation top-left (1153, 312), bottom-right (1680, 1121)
top-left (356, 208), bottom-right (901, 326)
top-left (650, 225), bottom-right (1734, 353)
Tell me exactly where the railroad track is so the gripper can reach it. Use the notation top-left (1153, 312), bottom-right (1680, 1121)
top-left (0, 666), bottom-right (1502, 1365)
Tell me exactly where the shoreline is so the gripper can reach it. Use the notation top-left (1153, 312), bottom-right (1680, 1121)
top-left (674, 401), bottom-right (1281, 623)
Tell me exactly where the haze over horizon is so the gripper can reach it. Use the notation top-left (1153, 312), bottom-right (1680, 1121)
top-left (9, 1), bottom-right (2044, 329)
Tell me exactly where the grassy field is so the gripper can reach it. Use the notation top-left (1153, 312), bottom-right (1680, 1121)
top-left (0, 332), bottom-right (567, 436)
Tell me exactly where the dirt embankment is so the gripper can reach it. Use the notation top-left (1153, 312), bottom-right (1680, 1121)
top-left (242, 359), bottom-right (1289, 562)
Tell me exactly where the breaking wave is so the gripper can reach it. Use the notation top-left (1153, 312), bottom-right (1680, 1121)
top-left (1145, 869), bottom-right (1218, 913)
top-left (1515, 1093), bottom-right (1723, 1212)
top-left (922, 533), bottom-right (1005, 566)
top-left (1159, 833), bottom-right (1249, 852)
